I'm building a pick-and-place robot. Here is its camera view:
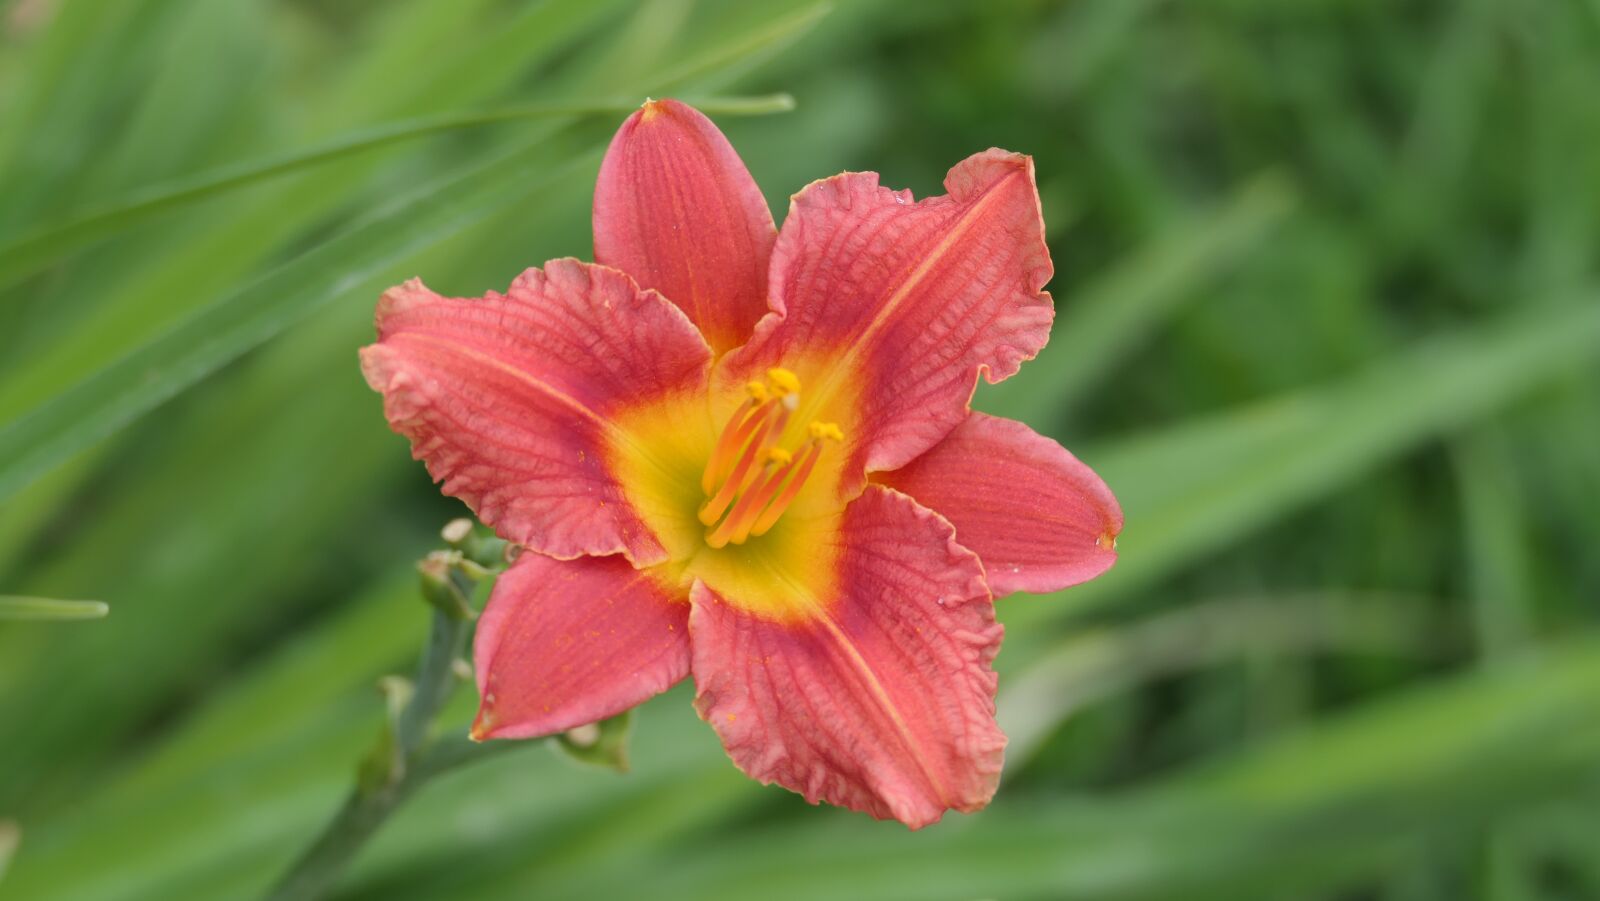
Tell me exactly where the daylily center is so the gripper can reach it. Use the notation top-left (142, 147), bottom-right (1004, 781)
top-left (697, 367), bottom-right (842, 548)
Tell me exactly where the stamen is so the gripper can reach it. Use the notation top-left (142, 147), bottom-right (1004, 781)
top-left (808, 421), bottom-right (844, 442)
top-left (705, 455), bottom-right (791, 548)
top-left (767, 367), bottom-right (800, 397)
top-left (700, 387), bottom-right (771, 494)
top-left (698, 412), bottom-right (777, 526)
top-left (748, 422), bottom-right (842, 538)
top-left (698, 371), bottom-right (838, 545)
top-left (765, 400), bottom-right (794, 449)
top-left (747, 444), bottom-right (821, 538)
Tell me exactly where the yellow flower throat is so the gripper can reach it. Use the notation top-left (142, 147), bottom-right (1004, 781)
top-left (697, 367), bottom-right (842, 548)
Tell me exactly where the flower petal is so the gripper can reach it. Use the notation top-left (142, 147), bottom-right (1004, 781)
top-left (878, 412), bottom-right (1122, 596)
top-left (472, 551), bottom-right (689, 740)
top-left (594, 98), bottom-right (776, 356)
top-left (360, 259), bottom-right (711, 565)
top-left (689, 486), bottom-right (1005, 829)
top-left (718, 149), bottom-right (1053, 493)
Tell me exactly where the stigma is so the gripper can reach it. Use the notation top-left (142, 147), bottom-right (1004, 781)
top-left (698, 368), bottom-right (841, 548)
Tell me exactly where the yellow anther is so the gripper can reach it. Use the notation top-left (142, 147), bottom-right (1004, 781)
top-left (745, 380), bottom-right (770, 403)
top-left (765, 446), bottom-right (793, 466)
top-left (766, 367), bottom-right (801, 396)
top-left (807, 421), bottom-right (844, 442)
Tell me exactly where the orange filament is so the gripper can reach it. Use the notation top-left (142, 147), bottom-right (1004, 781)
top-left (697, 368), bottom-right (841, 547)
top-left (706, 452), bottom-right (792, 548)
top-left (700, 383), bottom-right (768, 494)
top-left (698, 411), bottom-right (778, 526)
top-left (748, 438), bottom-right (825, 537)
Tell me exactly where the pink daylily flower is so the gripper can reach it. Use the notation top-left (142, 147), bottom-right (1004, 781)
top-left (361, 99), bottom-right (1123, 828)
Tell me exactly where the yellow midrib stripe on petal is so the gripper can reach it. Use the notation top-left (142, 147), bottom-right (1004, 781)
top-left (797, 167), bottom-right (1028, 443)
top-left (706, 542), bottom-right (956, 812)
top-left (811, 610), bottom-right (956, 812)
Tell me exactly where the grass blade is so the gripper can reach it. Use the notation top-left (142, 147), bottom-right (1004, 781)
top-left (0, 143), bottom-right (588, 504)
top-left (596, 636), bottom-right (1600, 901)
top-left (981, 171), bottom-right (1297, 420)
top-left (0, 596), bottom-right (108, 621)
top-left (1005, 297), bottom-right (1600, 632)
top-left (0, 94), bottom-right (795, 290)
top-left (998, 591), bottom-right (1446, 764)
top-left (0, 820), bottom-right (16, 885)
top-left (0, 4), bottom-right (828, 505)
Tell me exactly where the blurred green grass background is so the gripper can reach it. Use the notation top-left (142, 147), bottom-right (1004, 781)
top-left (2, 0), bottom-right (1599, 898)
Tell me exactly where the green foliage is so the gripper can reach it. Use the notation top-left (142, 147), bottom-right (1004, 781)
top-left (2, 1), bottom-right (1598, 899)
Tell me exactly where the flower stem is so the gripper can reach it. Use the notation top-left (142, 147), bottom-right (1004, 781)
top-left (264, 565), bottom-right (522, 900)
